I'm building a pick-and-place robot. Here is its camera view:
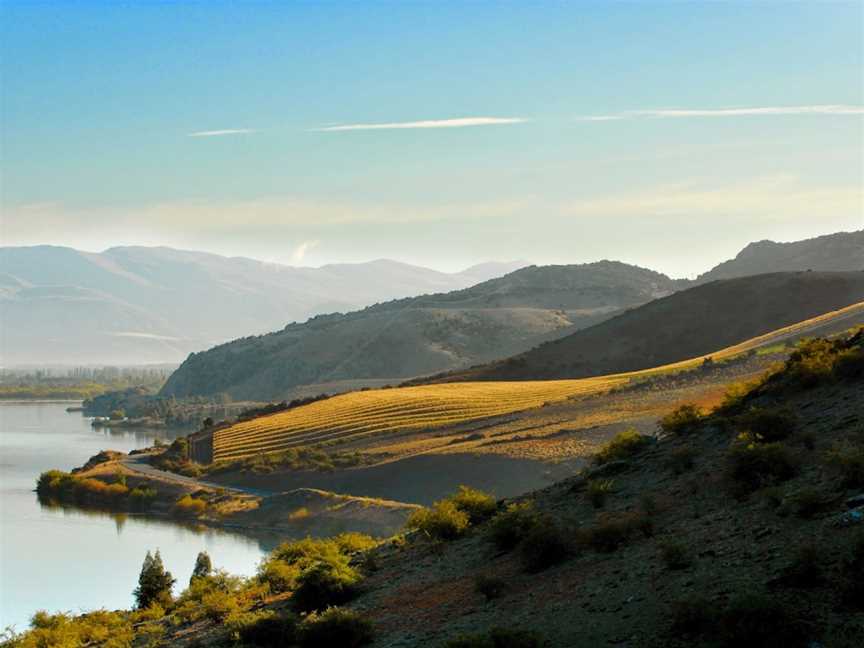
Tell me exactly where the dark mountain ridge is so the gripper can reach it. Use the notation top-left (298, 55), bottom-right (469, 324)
top-left (433, 271), bottom-right (864, 383)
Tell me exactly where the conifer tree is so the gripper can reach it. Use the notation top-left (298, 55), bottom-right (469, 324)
top-left (133, 549), bottom-right (175, 609)
top-left (190, 550), bottom-right (213, 585)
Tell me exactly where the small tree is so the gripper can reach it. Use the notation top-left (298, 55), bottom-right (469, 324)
top-left (134, 550), bottom-right (175, 609)
top-left (190, 550), bottom-right (213, 585)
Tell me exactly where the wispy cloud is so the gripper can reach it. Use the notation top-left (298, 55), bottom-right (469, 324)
top-left (577, 105), bottom-right (864, 121)
top-left (188, 129), bottom-right (256, 137)
top-left (312, 117), bottom-right (528, 132)
top-left (291, 240), bottom-right (319, 263)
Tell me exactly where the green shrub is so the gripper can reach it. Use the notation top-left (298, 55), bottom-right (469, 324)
top-left (333, 532), bottom-right (378, 554)
top-left (519, 519), bottom-right (570, 572)
top-left (587, 479), bottom-right (615, 508)
top-left (407, 499), bottom-right (470, 540)
top-left (660, 404), bottom-right (703, 436)
top-left (594, 429), bottom-right (652, 464)
top-left (271, 536), bottom-right (344, 567)
top-left (486, 501), bottom-right (541, 551)
top-left (257, 557), bottom-right (301, 594)
top-left (200, 589), bottom-right (240, 622)
top-left (579, 512), bottom-right (647, 553)
top-left (299, 607), bottom-right (373, 648)
top-left (726, 441), bottom-right (796, 496)
top-left (443, 627), bottom-right (542, 648)
top-left (717, 380), bottom-right (759, 415)
top-left (784, 338), bottom-right (841, 388)
top-left (173, 494), bottom-right (207, 517)
top-left (14, 610), bottom-right (133, 648)
top-left (737, 407), bottom-right (797, 442)
top-left (474, 574), bottom-right (507, 601)
top-left (236, 611), bottom-right (299, 646)
top-left (292, 558), bottom-right (361, 612)
top-left (450, 486), bottom-right (497, 523)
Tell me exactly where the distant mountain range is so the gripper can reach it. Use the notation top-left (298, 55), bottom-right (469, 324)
top-left (0, 245), bottom-right (524, 365)
top-left (3, 229), bottom-right (861, 381)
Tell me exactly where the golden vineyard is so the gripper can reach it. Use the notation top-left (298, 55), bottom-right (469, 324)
top-left (212, 377), bottom-right (627, 462)
top-left (210, 303), bottom-right (864, 463)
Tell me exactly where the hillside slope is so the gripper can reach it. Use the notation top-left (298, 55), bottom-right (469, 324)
top-left (160, 261), bottom-right (678, 400)
top-left (349, 329), bottom-right (864, 647)
top-left (0, 245), bottom-right (523, 364)
top-left (436, 271), bottom-right (864, 382)
top-left (696, 229), bottom-right (863, 283)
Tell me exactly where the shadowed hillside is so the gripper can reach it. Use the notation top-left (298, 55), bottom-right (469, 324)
top-left (696, 230), bottom-right (863, 283)
top-left (433, 271), bottom-right (864, 382)
top-left (160, 261), bottom-right (678, 400)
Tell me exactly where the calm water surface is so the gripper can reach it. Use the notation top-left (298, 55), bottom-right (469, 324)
top-left (0, 402), bottom-right (268, 631)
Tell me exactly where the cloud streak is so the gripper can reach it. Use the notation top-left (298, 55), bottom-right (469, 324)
top-left (188, 129), bottom-right (256, 137)
top-left (578, 105), bottom-right (864, 121)
top-left (312, 117), bottom-right (528, 131)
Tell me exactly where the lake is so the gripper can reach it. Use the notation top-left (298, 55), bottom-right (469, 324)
top-left (0, 402), bottom-right (269, 632)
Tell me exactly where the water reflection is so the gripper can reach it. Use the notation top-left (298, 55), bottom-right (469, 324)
top-left (0, 402), bottom-right (271, 631)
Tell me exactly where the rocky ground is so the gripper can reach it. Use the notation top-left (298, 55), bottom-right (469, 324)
top-left (351, 376), bottom-right (864, 646)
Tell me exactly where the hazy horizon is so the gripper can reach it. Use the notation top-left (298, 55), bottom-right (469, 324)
top-left (2, 2), bottom-right (862, 278)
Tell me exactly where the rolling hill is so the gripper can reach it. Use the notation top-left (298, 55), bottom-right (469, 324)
top-left (0, 246), bottom-right (523, 365)
top-left (160, 261), bottom-right (679, 400)
top-left (191, 300), bottom-right (864, 467)
top-left (437, 271), bottom-right (864, 382)
top-left (695, 229), bottom-right (863, 282)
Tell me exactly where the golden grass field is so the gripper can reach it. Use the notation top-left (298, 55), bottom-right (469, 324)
top-left (211, 302), bottom-right (864, 463)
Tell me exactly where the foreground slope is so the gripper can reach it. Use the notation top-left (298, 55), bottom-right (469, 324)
top-left (436, 271), bottom-right (864, 382)
top-left (350, 329), bottom-right (864, 647)
top-left (12, 329), bottom-right (860, 648)
top-left (161, 261), bottom-right (677, 400)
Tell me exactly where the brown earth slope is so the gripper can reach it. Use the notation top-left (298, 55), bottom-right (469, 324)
top-left (349, 331), bottom-right (864, 647)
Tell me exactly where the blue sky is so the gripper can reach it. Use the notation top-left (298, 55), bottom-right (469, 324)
top-left (1, 1), bottom-right (862, 277)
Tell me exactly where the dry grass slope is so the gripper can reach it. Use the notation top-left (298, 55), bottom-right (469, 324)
top-left (211, 303), bottom-right (864, 464)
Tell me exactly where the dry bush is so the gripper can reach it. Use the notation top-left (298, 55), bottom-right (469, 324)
top-left (594, 428), bottom-right (652, 465)
top-left (659, 404), bottom-right (703, 436)
top-left (450, 485), bottom-right (498, 524)
top-left (518, 519), bottom-right (571, 572)
top-left (486, 501), bottom-right (541, 551)
top-left (299, 607), bottom-right (373, 648)
top-left (587, 479), bottom-right (615, 508)
top-left (406, 499), bottom-right (470, 540)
